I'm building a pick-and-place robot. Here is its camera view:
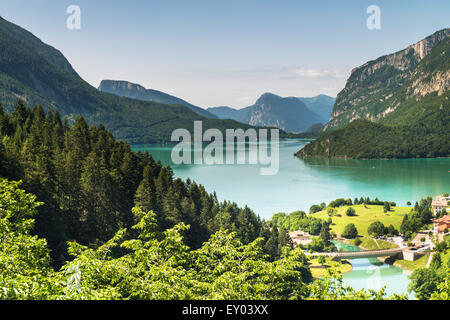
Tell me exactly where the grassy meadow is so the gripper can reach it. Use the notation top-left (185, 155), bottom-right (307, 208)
top-left (313, 204), bottom-right (411, 237)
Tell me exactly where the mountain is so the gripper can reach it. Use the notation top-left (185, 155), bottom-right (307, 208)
top-left (98, 80), bottom-right (217, 119)
top-left (0, 17), bottom-right (80, 79)
top-left (305, 123), bottom-right (324, 133)
top-left (0, 17), bottom-right (259, 144)
top-left (297, 30), bottom-right (450, 159)
top-left (207, 93), bottom-right (327, 132)
top-left (297, 95), bottom-right (336, 123)
top-left (206, 106), bottom-right (249, 123)
top-left (244, 93), bottom-right (325, 132)
top-left (325, 28), bottom-right (450, 131)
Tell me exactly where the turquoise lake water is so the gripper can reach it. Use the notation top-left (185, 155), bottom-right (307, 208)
top-left (132, 139), bottom-right (449, 298)
top-left (133, 139), bottom-right (450, 220)
top-left (333, 241), bottom-right (413, 298)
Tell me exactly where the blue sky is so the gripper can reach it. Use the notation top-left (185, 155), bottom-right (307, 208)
top-left (1, 0), bottom-right (449, 108)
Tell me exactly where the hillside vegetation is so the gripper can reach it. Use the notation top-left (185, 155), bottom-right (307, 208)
top-left (298, 33), bottom-right (450, 159)
top-left (0, 17), bottom-right (268, 144)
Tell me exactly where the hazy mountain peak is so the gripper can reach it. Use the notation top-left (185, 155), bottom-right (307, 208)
top-left (98, 79), bottom-right (217, 119)
top-left (208, 93), bottom-right (332, 133)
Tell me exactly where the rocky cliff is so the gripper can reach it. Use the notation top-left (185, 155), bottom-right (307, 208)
top-left (325, 28), bottom-right (450, 130)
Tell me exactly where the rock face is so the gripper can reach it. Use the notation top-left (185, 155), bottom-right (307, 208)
top-left (99, 80), bottom-right (217, 119)
top-left (326, 28), bottom-right (450, 130)
top-left (99, 80), bottom-right (147, 97)
top-left (296, 29), bottom-right (450, 160)
top-left (208, 93), bottom-right (333, 132)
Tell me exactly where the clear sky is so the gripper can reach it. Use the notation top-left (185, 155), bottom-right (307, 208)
top-left (1, 0), bottom-right (449, 108)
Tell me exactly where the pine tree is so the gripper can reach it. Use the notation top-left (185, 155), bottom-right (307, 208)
top-left (264, 227), bottom-right (280, 260)
top-left (134, 165), bottom-right (157, 218)
top-left (320, 221), bottom-right (332, 244)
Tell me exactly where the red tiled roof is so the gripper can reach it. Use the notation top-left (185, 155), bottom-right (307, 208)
top-left (438, 224), bottom-right (450, 233)
top-left (433, 215), bottom-right (450, 223)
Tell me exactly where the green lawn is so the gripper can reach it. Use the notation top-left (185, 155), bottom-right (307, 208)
top-left (308, 257), bottom-right (353, 278)
top-left (394, 253), bottom-right (430, 271)
top-left (313, 204), bottom-right (410, 237)
top-left (354, 237), bottom-right (398, 250)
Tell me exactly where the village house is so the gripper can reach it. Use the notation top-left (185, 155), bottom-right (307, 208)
top-left (288, 230), bottom-right (312, 247)
top-left (432, 195), bottom-right (449, 215)
top-left (432, 215), bottom-right (450, 235)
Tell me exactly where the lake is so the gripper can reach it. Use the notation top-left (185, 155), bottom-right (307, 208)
top-left (132, 138), bottom-right (449, 298)
top-left (333, 241), bottom-right (413, 298)
top-left (133, 139), bottom-right (450, 220)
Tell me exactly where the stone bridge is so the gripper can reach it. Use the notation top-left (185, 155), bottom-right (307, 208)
top-left (307, 247), bottom-right (407, 261)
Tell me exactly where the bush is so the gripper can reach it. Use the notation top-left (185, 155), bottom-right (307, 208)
top-left (368, 221), bottom-right (387, 237)
top-left (326, 207), bottom-right (335, 216)
top-left (408, 268), bottom-right (442, 300)
top-left (309, 205), bottom-right (323, 214)
top-left (342, 223), bottom-right (358, 239)
top-left (430, 253), bottom-right (442, 270)
top-left (387, 224), bottom-right (399, 236)
top-left (318, 256), bottom-right (326, 264)
top-left (346, 207), bottom-right (356, 216)
top-left (354, 237), bottom-right (362, 246)
top-left (436, 241), bottom-right (447, 252)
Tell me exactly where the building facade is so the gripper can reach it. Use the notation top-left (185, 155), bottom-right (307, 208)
top-left (432, 215), bottom-right (450, 235)
top-left (432, 196), bottom-right (449, 216)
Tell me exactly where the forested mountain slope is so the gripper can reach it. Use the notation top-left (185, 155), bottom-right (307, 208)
top-left (325, 28), bottom-right (449, 131)
top-left (0, 102), bottom-right (291, 268)
top-left (297, 30), bottom-right (449, 159)
top-left (0, 17), bottom-right (259, 144)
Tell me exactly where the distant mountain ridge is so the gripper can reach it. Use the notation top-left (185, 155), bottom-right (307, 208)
top-left (207, 93), bottom-right (335, 132)
top-left (98, 80), bottom-right (217, 119)
top-left (0, 17), bottom-right (262, 143)
top-left (297, 95), bottom-right (335, 123)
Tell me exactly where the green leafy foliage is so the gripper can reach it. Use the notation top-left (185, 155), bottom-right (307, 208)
top-left (0, 102), bottom-right (274, 267)
top-left (0, 160), bottom-right (409, 300)
top-left (271, 211), bottom-right (323, 235)
top-left (342, 224), bottom-right (358, 239)
top-left (0, 18), bottom-right (283, 144)
top-left (297, 116), bottom-right (449, 159)
top-left (400, 197), bottom-right (433, 238)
